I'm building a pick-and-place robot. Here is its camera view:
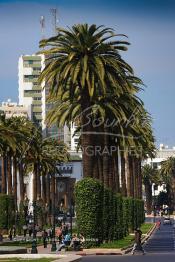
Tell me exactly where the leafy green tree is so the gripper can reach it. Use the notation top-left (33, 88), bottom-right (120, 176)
top-left (142, 164), bottom-right (160, 214)
top-left (160, 157), bottom-right (175, 210)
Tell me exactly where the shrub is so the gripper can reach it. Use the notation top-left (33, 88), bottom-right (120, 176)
top-left (75, 178), bottom-right (145, 247)
top-left (75, 178), bottom-right (103, 247)
top-left (0, 194), bottom-right (15, 230)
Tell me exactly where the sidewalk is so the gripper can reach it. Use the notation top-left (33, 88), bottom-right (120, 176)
top-left (35, 244), bottom-right (122, 256)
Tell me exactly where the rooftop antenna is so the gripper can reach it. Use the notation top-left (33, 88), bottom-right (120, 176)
top-left (40, 15), bottom-right (45, 40)
top-left (50, 8), bottom-right (58, 35)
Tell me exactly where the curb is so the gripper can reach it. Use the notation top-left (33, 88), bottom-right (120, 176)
top-left (76, 252), bottom-right (122, 256)
top-left (54, 254), bottom-right (82, 262)
top-left (0, 254), bottom-right (82, 262)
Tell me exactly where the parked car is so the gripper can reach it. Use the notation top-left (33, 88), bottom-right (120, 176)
top-left (163, 217), bottom-right (172, 225)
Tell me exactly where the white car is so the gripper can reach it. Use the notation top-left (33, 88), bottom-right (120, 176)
top-left (163, 217), bottom-right (172, 225)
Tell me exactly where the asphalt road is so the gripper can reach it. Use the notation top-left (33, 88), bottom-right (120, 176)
top-left (144, 219), bottom-right (175, 253)
top-left (81, 254), bottom-right (175, 262)
top-left (82, 218), bottom-right (175, 261)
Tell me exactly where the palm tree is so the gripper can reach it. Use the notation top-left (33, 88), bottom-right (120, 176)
top-left (38, 24), bottom-right (142, 181)
top-left (0, 113), bottom-right (17, 194)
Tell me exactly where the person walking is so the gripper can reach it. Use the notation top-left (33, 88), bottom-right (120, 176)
top-left (23, 224), bottom-right (28, 238)
top-left (156, 220), bottom-right (161, 230)
top-left (131, 228), bottom-right (145, 255)
top-left (42, 229), bottom-right (48, 248)
top-left (8, 228), bottom-right (13, 241)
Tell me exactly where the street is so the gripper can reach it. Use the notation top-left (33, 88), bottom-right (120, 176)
top-left (81, 254), bottom-right (175, 262)
top-left (82, 218), bottom-right (175, 261)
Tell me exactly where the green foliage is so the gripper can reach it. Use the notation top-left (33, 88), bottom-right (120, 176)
top-left (0, 194), bottom-right (15, 230)
top-left (75, 177), bottom-right (103, 247)
top-left (157, 191), bottom-right (169, 206)
top-left (75, 178), bottom-right (144, 247)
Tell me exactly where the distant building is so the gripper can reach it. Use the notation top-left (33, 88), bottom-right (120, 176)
top-left (0, 99), bottom-right (31, 119)
top-left (144, 144), bottom-right (175, 197)
top-left (18, 54), bottom-right (44, 126)
top-left (18, 54), bottom-right (80, 151)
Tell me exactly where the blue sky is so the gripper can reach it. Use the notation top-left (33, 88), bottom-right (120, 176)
top-left (0, 0), bottom-right (175, 146)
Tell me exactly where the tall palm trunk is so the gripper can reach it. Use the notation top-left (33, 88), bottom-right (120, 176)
top-left (113, 154), bottom-right (120, 193)
top-left (51, 174), bottom-right (55, 224)
top-left (7, 154), bottom-right (12, 195)
top-left (42, 174), bottom-right (46, 204)
top-left (37, 170), bottom-right (41, 199)
top-left (81, 89), bottom-right (94, 178)
top-left (126, 153), bottom-right (132, 197)
top-left (133, 157), bottom-right (138, 198)
top-left (46, 173), bottom-right (51, 224)
top-left (108, 154), bottom-right (113, 190)
top-left (138, 159), bottom-right (142, 199)
top-left (129, 156), bottom-right (134, 197)
top-left (103, 128), bottom-right (109, 188)
top-left (46, 173), bottom-right (50, 205)
top-left (1, 155), bottom-right (6, 193)
top-left (145, 182), bottom-right (152, 214)
top-left (121, 152), bottom-right (127, 197)
top-left (98, 156), bottom-right (103, 183)
top-left (33, 163), bottom-right (38, 201)
top-left (19, 162), bottom-right (24, 202)
top-left (13, 157), bottom-right (17, 208)
top-left (92, 158), bottom-right (99, 179)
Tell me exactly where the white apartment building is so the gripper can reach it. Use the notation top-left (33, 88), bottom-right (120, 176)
top-left (18, 54), bottom-right (44, 126)
top-left (18, 54), bottom-right (80, 152)
top-left (145, 144), bottom-right (175, 196)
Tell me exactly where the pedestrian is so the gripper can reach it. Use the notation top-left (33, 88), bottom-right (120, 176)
top-left (23, 224), bottom-right (28, 237)
top-left (156, 220), bottom-right (161, 230)
top-left (12, 225), bottom-right (16, 238)
top-left (28, 224), bottom-right (32, 237)
top-left (131, 228), bottom-right (145, 255)
top-left (0, 232), bottom-right (3, 242)
top-left (42, 229), bottom-right (48, 248)
top-left (8, 228), bottom-right (13, 241)
top-left (48, 228), bottom-right (53, 243)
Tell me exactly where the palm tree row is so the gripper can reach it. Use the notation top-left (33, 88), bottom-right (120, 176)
top-left (38, 23), bottom-right (155, 199)
top-left (0, 113), bottom-right (69, 213)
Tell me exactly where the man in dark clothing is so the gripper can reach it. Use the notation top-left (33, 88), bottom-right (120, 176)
top-left (131, 228), bottom-right (145, 255)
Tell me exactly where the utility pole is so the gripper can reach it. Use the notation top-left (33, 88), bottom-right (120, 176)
top-left (50, 8), bottom-right (58, 35)
top-left (40, 15), bottom-right (45, 40)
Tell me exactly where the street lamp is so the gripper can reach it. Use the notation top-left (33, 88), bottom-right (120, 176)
top-left (31, 200), bottom-right (38, 254)
top-left (69, 202), bottom-right (74, 238)
top-left (51, 173), bottom-right (56, 252)
top-left (153, 184), bottom-right (157, 223)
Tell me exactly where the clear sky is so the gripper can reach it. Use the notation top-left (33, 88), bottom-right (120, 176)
top-left (0, 0), bottom-right (175, 146)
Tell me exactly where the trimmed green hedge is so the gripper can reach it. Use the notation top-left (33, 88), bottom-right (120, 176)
top-left (75, 178), bottom-right (145, 247)
top-left (75, 178), bottom-right (103, 247)
top-left (0, 194), bottom-right (15, 230)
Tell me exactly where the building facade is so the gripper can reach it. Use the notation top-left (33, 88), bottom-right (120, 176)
top-left (144, 144), bottom-right (175, 196)
top-left (0, 99), bottom-right (31, 119)
top-left (18, 54), bottom-right (44, 126)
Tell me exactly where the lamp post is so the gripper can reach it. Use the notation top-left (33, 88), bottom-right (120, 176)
top-left (31, 200), bottom-right (38, 254)
top-left (70, 205), bottom-right (73, 238)
top-left (51, 173), bottom-right (56, 252)
top-left (153, 184), bottom-right (156, 223)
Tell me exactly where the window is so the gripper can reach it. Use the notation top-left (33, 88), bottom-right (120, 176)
top-left (33, 97), bottom-right (41, 100)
